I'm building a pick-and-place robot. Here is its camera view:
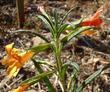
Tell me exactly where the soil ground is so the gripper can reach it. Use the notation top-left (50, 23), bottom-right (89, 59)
top-left (0, 0), bottom-right (110, 92)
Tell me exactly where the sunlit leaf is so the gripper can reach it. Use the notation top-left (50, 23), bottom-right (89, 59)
top-left (61, 26), bottom-right (93, 45)
top-left (38, 14), bottom-right (55, 37)
top-left (57, 23), bottom-right (69, 38)
top-left (29, 43), bottom-right (51, 53)
top-left (65, 18), bottom-right (83, 30)
top-left (32, 57), bottom-right (54, 68)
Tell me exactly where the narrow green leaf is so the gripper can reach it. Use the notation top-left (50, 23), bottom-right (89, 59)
top-left (38, 13), bottom-right (56, 38)
top-left (60, 7), bottom-right (75, 25)
top-left (61, 26), bottom-right (93, 45)
top-left (60, 61), bottom-right (79, 92)
top-left (57, 18), bottom-right (83, 38)
top-left (53, 9), bottom-right (59, 31)
top-left (12, 30), bottom-right (49, 43)
top-left (32, 58), bottom-right (56, 92)
top-left (40, 9), bottom-right (49, 19)
top-left (60, 64), bottom-right (68, 81)
top-left (29, 43), bottom-right (51, 53)
top-left (65, 18), bottom-right (83, 30)
top-left (61, 61), bottom-right (79, 83)
top-left (22, 71), bottom-right (53, 85)
top-left (76, 64), bottom-right (110, 92)
top-left (69, 72), bottom-right (78, 92)
top-left (32, 59), bottom-right (54, 67)
top-left (64, 61), bottom-right (79, 71)
top-left (57, 23), bottom-right (69, 38)
top-left (85, 69), bottom-right (102, 84)
top-left (38, 15), bottom-right (55, 35)
top-left (77, 67), bottom-right (103, 92)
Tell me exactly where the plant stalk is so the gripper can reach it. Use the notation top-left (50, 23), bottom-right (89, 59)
top-left (16, 0), bottom-right (24, 28)
top-left (54, 39), bottom-right (66, 92)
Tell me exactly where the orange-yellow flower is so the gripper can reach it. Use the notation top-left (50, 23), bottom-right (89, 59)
top-left (2, 43), bottom-right (34, 77)
top-left (80, 6), bottom-right (103, 35)
top-left (10, 83), bottom-right (29, 92)
top-left (81, 30), bottom-right (96, 35)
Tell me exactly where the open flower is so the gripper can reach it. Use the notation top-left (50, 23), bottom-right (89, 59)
top-left (10, 83), bottom-right (29, 92)
top-left (2, 43), bottom-right (34, 77)
top-left (81, 6), bottom-right (103, 35)
top-left (81, 18), bottom-right (103, 27)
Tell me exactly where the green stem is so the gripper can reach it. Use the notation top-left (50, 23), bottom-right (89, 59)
top-left (54, 39), bottom-right (66, 92)
top-left (54, 40), bottom-right (62, 73)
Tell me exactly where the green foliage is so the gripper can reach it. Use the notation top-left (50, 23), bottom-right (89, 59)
top-left (61, 26), bottom-right (93, 45)
top-left (28, 43), bottom-right (51, 53)
top-left (32, 58), bottom-right (56, 92)
top-left (15, 9), bottom-right (109, 92)
top-left (77, 67), bottom-right (103, 92)
top-left (22, 71), bottom-right (53, 85)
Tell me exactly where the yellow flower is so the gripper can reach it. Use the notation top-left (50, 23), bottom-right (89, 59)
top-left (10, 83), bottom-right (29, 92)
top-left (2, 43), bottom-right (34, 77)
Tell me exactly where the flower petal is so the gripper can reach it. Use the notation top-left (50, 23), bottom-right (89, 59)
top-left (20, 51), bottom-right (34, 64)
top-left (10, 88), bottom-right (20, 92)
top-left (2, 56), bottom-right (8, 65)
top-left (3, 43), bottom-right (34, 78)
top-left (80, 6), bottom-right (103, 27)
top-left (81, 30), bottom-right (96, 35)
top-left (5, 43), bottom-right (14, 56)
top-left (80, 18), bottom-right (103, 26)
top-left (89, 18), bottom-right (103, 26)
top-left (91, 6), bottom-right (103, 20)
top-left (2, 58), bottom-right (17, 66)
top-left (7, 65), bottom-right (17, 77)
top-left (13, 68), bottom-right (20, 77)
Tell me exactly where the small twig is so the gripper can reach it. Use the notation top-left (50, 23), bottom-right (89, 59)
top-left (10, 75), bottom-right (23, 87)
top-left (5, 83), bottom-right (11, 89)
top-left (3, 86), bottom-right (7, 92)
top-left (0, 76), bottom-right (11, 89)
top-left (38, 82), bottom-right (41, 90)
